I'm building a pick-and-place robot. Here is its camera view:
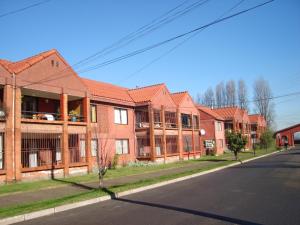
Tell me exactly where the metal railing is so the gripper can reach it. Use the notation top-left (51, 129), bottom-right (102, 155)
top-left (166, 136), bottom-right (178, 155)
top-left (22, 111), bottom-right (61, 121)
top-left (0, 132), bottom-right (4, 169)
top-left (68, 114), bottom-right (85, 122)
top-left (69, 134), bottom-right (86, 163)
top-left (136, 136), bottom-right (151, 158)
top-left (21, 133), bottom-right (62, 169)
top-left (182, 124), bottom-right (192, 129)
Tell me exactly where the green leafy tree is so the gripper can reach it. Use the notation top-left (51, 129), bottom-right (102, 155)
top-left (260, 129), bottom-right (274, 151)
top-left (226, 131), bottom-right (248, 161)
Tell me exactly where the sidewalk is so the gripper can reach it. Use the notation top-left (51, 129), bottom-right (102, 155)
top-left (0, 160), bottom-right (221, 208)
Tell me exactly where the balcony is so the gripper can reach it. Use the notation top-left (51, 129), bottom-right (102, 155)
top-left (21, 91), bottom-right (61, 123)
top-left (165, 111), bottom-right (177, 129)
top-left (136, 136), bottom-right (151, 158)
top-left (181, 114), bottom-right (192, 130)
top-left (21, 90), bottom-right (86, 123)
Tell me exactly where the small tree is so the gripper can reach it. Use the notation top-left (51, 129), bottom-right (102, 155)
top-left (92, 126), bottom-right (113, 188)
top-left (260, 129), bottom-right (274, 151)
top-left (226, 131), bottom-right (248, 161)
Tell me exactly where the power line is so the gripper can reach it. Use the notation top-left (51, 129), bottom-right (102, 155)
top-left (73, 0), bottom-right (212, 70)
top-left (0, 0), bottom-right (52, 19)
top-left (78, 0), bottom-right (275, 74)
top-left (118, 0), bottom-right (246, 84)
top-left (19, 0), bottom-right (212, 88)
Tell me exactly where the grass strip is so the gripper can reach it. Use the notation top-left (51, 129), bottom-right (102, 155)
top-left (0, 148), bottom-right (278, 219)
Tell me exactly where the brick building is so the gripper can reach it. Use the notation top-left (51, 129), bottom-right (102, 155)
top-left (213, 107), bottom-right (252, 149)
top-left (197, 105), bottom-right (225, 155)
top-left (0, 49), bottom-right (204, 182)
top-left (249, 114), bottom-right (267, 146)
top-left (275, 123), bottom-right (300, 147)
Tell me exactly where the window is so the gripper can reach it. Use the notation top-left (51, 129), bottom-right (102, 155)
top-left (91, 139), bottom-right (98, 157)
top-left (114, 108), bottom-right (128, 124)
top-left (115, 139), bottom-right (129, 154)
top-left (90, 104), bottom-right (97, 123)
top-left (181, 114), bottom-right (192, 129)
top-left (216, 122), bottom-right (222, 131)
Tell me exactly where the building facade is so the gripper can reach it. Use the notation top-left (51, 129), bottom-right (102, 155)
top-left (249, 114), bottom-right (267, 147)
top-left (213, 107), bottom-right (252, 149)
top-left (0, 49), bottom-right (205, 182)
top-left (197, 105), bottom-right (225, 155)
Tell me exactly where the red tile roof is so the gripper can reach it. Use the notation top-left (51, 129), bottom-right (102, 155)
top-left (82, 78), bottom-right (134, 103)
top-left (0, 49), bottom-right (57, 74)
top-left (197, 104), bottom-right (224, 121)
top-left (171, 91), bottom-right (188, 106)
top-left (213, 107), bottom-right (240, 120)
top-left (249, 114), bottom-right (260, 123)
top-left (249, 114), bottom-right (266, 126)
top-left (128, 83), bottom-right (165, 103)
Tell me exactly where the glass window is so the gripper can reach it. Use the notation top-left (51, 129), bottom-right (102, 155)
top-left (114, 108), bottom-right (128, 124)
top-left (91, 139), bottom-right (98, 157)
top-left (216, 122), bottom-right (222, 131)
top-left (90, 104), bottom-right (97, 123)
top-left (115, 139), bottom-right (129, 154)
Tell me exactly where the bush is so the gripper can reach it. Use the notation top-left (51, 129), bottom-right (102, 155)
top-left (111, 154), bottom-right (119, 169)
top-left (226, 131), bottom-right (248, 160)
top-left (260, 129), bottom-right (274, 150)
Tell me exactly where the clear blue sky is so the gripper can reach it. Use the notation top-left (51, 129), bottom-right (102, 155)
top-left (0, 0), bottom-right (299, 130)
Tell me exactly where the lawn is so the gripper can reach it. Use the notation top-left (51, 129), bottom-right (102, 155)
top-left (0, 147), bottom-right (280, 219)
top-left (0, 147), bottom-right (278, 196)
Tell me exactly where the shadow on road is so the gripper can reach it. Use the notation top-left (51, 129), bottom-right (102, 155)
top-left (114, 198), bottom-right (263, 225)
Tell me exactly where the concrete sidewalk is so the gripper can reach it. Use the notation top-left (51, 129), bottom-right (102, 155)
top-left (0, 160), bottom-right (225, 208)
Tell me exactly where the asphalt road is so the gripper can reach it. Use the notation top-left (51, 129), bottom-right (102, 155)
top-left (16, 148), bottom-right (300, 225)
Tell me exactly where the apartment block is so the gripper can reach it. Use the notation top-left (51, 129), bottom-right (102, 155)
top-left (197, 105), bottom-right (225, 155)
top-left (0, 49), bottom-right (203, 182)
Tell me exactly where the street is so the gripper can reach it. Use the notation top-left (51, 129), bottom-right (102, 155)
top-left (16, 148), bottom-right (300, 225)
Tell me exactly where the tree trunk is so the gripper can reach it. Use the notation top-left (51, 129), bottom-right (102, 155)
top-left (234, 151), bottom-right (238, 161)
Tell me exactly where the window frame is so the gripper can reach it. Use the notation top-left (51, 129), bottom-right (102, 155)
top-left (115, 139), bottom-right (129, 155)
top-left (114, 108), bottom-right (128, 125)
top-left (90, 104), bottom-right (97, 123)
top-left (91, 139), bottom-right (98, 157)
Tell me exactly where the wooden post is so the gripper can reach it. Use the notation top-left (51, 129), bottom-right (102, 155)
top-left (83, 96), bottom-right (92, 172)
top-left (161, 105), bottom-right (166, 163)
top-left (148, 104), bottom-right (155, 161)
top-left (14, 87), bottom-right (22, 181)
top-left (191, 113), bottom-right (195, 158)
top-left (60, 93), bottom-right (69, 176)
top-left (4, 84), bottom-right (14, 182)
top-left (177, 109), bottom-right (183, 159)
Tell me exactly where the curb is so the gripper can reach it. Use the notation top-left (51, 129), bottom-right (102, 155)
top-left (0, 150), bottom-right (280, 225)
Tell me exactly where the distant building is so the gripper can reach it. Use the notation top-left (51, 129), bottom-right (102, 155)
top-left (275, 123), bottom-right (300, 147)
top-left (197, 105), bottom-right (225, 155)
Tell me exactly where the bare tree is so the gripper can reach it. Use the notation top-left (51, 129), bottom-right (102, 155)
top-left (92, 125), bottom-right (113, 188)
top-left (215, 81), bottom-right (226, 108)
top-left (202, 87), bottom-right (215, 108)
top-left (195, 93), bottom-right (202, 104)
top-left (238, 79), bottom-right (249, 110)
top-left (226, 80), bottom-right (236, 106)
top-left (253, 78), bottom-right (274, 127)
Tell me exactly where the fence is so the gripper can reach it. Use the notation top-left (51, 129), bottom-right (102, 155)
top-left (21, 133), bottom-right (62, 169)
top-left (69, 133), bottom-right (86, 163)
top-left (166, 135), bottom-right (178, 155)
top-left (136, 136), bottom-right (151, 158)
